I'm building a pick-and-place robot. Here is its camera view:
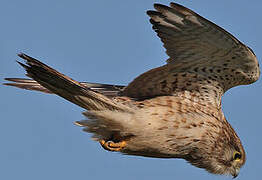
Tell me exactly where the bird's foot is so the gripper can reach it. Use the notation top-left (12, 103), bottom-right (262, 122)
top-left (99, 139), bottom-right (126, 152)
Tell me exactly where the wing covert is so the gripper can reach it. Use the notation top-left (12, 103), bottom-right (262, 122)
top-left (121, 3), bottom-right (260, 108)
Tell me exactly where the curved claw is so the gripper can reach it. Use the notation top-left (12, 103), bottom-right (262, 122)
top-left (99, 139), bottom-right (126, 152)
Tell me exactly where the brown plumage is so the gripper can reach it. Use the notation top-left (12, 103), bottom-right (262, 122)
top-left (4, 2), bottom-right (260, 178)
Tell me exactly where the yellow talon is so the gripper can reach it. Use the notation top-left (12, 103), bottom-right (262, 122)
top-left (99, 139), bottom-right (126, 152)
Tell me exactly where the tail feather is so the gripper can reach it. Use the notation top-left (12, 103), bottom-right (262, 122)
top-left (5, 53), bottom-right (130, 112)
top-left (82, 82), bottom-right (125, 97)
top-left (4, 78), bottom-right (126, 97)
top-left (4, 78), bottom-right (52, 94)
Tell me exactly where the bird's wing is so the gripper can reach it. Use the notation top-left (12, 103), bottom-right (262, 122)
top-left (121, 3), bottom-right (260, 107)
top-left (4, 53), bottom-right (130, 111)
top-left (4, 78), bottom-right (125, 98)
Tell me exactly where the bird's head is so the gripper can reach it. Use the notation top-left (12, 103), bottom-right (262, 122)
top-left (209, 144), bottom-right (246, 178)
top-left (187, 125), bottom-right (245, 178)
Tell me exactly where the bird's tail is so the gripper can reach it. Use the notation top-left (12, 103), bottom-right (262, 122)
top-left (4, 53), bottom-right (130, 112)
top-left (4, 78), bottom-right (126, 97)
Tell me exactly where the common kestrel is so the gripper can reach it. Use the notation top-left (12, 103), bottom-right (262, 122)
top-left (4, 2), bottom-right (260, 178)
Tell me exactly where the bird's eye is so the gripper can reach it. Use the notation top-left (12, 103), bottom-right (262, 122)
top-left (233, 151), bottom-right (242, 161)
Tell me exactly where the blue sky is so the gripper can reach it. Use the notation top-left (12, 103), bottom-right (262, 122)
top-left (1, 0), bottom-right (262, 179)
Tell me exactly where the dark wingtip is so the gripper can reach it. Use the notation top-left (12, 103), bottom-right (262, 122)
top-left (4, 78), bottom-right (11, 81)
top-left (16, 60), bottom-right (28, 69)
top-left (153, 3), bottom-right (163, 8)
top-left (147, 10), bottom-right (162, 17)
top-left (17, 53), bottom-right (33, 61)
top-left (147, 10), bottom-right (156, 16)
top-left (170, 2), bottom-right (184, 8)
top-left (3, 78), bottom-right (20, 86)
top-left (3, 78), bottom-right (18, 86)
top-left (3, 83), bottom-right (14, 86)
top-left (3, 78), bottom-right (20, 83)
top-left (17, 52), bottom-right (26, 58)
top-left (169, 2), bottom-right (193, 14)
top-left (4, 78), bottom-right (30, 83)
top-left (154, 3), bottom-right (169, 9)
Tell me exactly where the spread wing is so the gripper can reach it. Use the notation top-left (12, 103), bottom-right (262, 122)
top-left (121, 3), bottom-right (260, 107)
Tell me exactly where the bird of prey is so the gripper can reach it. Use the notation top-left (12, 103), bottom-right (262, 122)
top-left (4, 2), bottom-right (260, 178)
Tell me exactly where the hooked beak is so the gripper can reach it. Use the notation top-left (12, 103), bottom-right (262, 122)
top-left (232, 168), bottom-right (240, 178)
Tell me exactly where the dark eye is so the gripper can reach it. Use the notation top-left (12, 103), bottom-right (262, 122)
top-left (233, 151), bottom-right (242, 161)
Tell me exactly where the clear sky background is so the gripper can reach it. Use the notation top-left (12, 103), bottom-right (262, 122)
top-left (1, 0), bottom-right (262, 179)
